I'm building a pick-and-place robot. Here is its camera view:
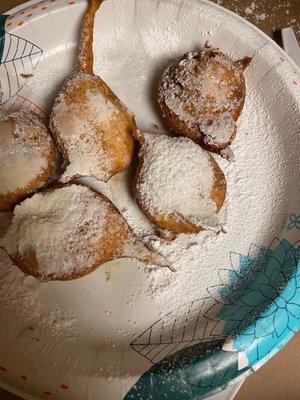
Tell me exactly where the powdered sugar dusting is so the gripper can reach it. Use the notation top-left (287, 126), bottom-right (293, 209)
top-left (216, 0), bottom-right (299, 38)
top-left (50, 72), bottom-right (122, 183)
top-left (158, 49), bottom-right (246, 150)
top-left (0, 185), bottom-right (110, 280)
top-left (0, 110), bottom-right (54, 194)
top-left (0, 0), bottom-right (299, 393)
top-left (135, 131), bottom-right (220, 231)
top-left (220, 147), bottom-right (235, 162)
top-left (160, 50), bottom-right (244, 131)
top-left (0, 248), bottom-right (77, 344)
top-left (200, 112), bottom-right (235, 146)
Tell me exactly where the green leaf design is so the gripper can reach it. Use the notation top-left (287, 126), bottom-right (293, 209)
top-left (125, 339), bottom-right (245, 400)
top-left (131, 298), bottom-right (225, 364)
top-left (127, 238), bottom-right (300, 399)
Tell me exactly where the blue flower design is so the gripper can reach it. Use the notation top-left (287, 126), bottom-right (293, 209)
top-left (126, 238), bottom-right (300, 400)
top-left (219, 238), bottom-right (300, 367)
top-left (287, 214), bottom-right (300, 230)
top-left (281, 213), bottom-right (300, 230)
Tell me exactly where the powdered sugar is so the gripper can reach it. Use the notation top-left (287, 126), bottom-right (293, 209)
top-left (135, 131), bottom-right (220, 231)
top-left (0, 183), bottom-right (171, 279)
top-left (220, 147), bottom-right (235, 162)
top-left (244, 3), bottom-right (266, 21)
top-left (0, 248), bottom-right (77, 345)
top-left (0, 1), bottom-right (299, 395)
top-left (0, 185), bottom-right (110, 280)
top-left (244, 6), bottom-right (253, 15)
top-left (0, 110), bottom-right (54, 194)
top-left (160, 50), bottom-right (244, 131)
top-left (50, 72), bottom-right (123, 183)
top-left (256, 13), bottom-right (266, 21)
top-left (200, 112), bottom-right (235, 146)
top-left (158, 49), bottom-right (247, 153)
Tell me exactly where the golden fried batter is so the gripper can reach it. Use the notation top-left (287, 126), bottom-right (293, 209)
top-left (50, 0), bottom-right (135, 183)
top-left (133, 130), bottom-right (226, 237)
top-left (0, 110), bottom-right (55, 212)
top-left (0, 185), bottom-right (170, 281)
top-left (158, 47), bottom-right (251, 153)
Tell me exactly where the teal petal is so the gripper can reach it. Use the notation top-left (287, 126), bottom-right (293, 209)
top-left (235, 301), bottom-right (271, 332)
top-left (269, 239), bottom-right (287, 264)
top-left (290, 286), bottom-right (300, 301)
top-left (281, 278), bottom-right (297, 302)
top-left (286, 303), bottom-right (300, 319)
top-left (261, 303), bottom-right (277, 317)
top-left (281, 256), bottom-right (297, 280)
top-left (257, 335), bottom-right (277, 360)
top-left (232, 332), bottom-right (255, 351)
top-left (249, 273), bottom-right (270, 291)
top-left (240, 290), bottom-right (269, 306)
top-left (241, 324), bottom-right (255, 335)
top-left (221, 304), bottom-right (252, 321)
top-left (274, 309), bottom-right (288, 338)
top-left (265, 255), bottom-right (282, 278)
top-left (287, 314), bottom-right (300, 332)
top-left (269, 269), bottom-right (286, 290)
top-left (258, 284), bottom-right (278, 300)
top-left (255, 312), bottom-right (276, 337)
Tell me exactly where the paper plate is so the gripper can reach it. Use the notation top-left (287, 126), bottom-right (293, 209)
top-left (0, 1), bottom-right (299, 399)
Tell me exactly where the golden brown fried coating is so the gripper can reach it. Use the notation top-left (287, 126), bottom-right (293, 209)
top-left (133, 130), bottom-right (226, 237)
top-left (158, 48), bottom-right (251, 153)
top-left (0, 110), bottom-right (55, 212)
top-left (50, 0), bottom-right (135, 183)
top-left (0, 185), bottom-right (170, 281)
